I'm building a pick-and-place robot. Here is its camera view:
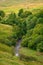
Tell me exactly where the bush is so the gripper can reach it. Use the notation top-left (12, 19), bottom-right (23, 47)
top-left (27, 16), bottom-right (37, 30)
top-left (28, 34), bottom-right (43, 50)
top-left (37, 18), bottom-right (43, 24)
top-left (37, 41), bottom-right (43, 52)
top-left (18, 9), bottom-right (23, 17)
top-left (21, 38), bottom-right (28, 47)
top-left (0, 10), bottom-right (5, 18)
top-left (33, 24), bottom-right (43, 35)
top-left (18, 9), bottom-right (32, 18)
top-left (4, 13), bottom-right (16, 25)
top-left (35, 10), bottom-right (43, 18)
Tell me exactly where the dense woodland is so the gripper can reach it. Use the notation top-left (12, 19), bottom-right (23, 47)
top-left (0, 9), bottom-right (43, 52)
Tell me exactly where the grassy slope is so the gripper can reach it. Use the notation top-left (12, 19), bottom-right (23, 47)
top-left (0, 24), bottom-right (13, 40)
top-left (0, 0), bottom-right (43, 13)
top-left (0, 0), bottom-right (43, 6)
top-left (0, 24), bottom-right (24, 65)
top-left (0, 43), bottom-right (25, 65)
top-left (20, 48), bottom-right (43, 65)
top-left (0, 3), bottom-right (43, 13)
top-left (0, 43), bottom-right (43, 65)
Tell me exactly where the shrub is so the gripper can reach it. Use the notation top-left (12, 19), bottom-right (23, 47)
top-left (0, 10), bottom-right (5, 18)
top-left (33, 24), bottom-right (43, 35)
top-left (21, 38), bottom-right (28, 47)
top-left (37, 41), bottom-right (43, 52)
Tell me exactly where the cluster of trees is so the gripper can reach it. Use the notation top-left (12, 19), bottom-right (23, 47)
top-left (21, 10), bottom-right (43, 52)
top-left (0, 9), bottom-right (43, 52)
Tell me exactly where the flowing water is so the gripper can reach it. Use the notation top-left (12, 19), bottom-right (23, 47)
top-left (15, 40), bottom-right (21, 56)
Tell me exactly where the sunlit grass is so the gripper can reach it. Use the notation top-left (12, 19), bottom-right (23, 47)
top-left (0, 43), bottom-right (24, 65)
top-left (0, 3), bottom-right (43, 14)
top-left (20, 48), bottom-right (43, 63)
top-left (0, 43), bottom-right (11, 53)
top-left (0, 24), bottom-right (13, 38)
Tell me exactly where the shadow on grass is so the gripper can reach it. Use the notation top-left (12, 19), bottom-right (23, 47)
top-left (19, 54), bottom-right (43, 63)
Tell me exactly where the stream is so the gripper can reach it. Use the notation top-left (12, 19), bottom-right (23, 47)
top-left (15, 39), bottom-right (22, 56)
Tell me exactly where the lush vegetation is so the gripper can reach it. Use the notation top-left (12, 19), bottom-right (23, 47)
top-left (0, 8), bottom-right (43, 65)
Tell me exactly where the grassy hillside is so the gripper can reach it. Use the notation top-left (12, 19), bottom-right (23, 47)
top-left (0, 0), bottom-right (43, 13)
top-left (0, 24), bottom-right (13, 46)
top-left (0, 3), bottom-right (43, 14)
top-left (0, 43), bottom-right (43, 65)
top-left (0, 43), bottom-right (25, 65)
top-left (0, 24), bottom-right (13, 37)
top-left (0, 0), bottom-right (43, 7)
top-left (20, 48), bottom-right (43, 63)
top-left (0, 43), bottom-right (12, 53)
top-left (0, 24), bottom-right (43, 65)
top-left (0, 24), bottom-right (13, 40)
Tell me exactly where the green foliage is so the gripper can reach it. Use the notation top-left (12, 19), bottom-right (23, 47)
top-left (28, 34), bottom-right (43, 50)
top-left (18, 9), bottom-right (32, 18)
top-left (21, 23), bottom-right (43, 51)
top-left (23, 11), bottom-right (32, 18)
top-left (0, 9), bottom-right (43, 52)
top-left (13, 24), bottom-right (20, 38)
top-left (3, 13), bottom-right (16, 25)
top-left (18, 9), bottom-right (23, 17)
top-left (26, 16), bottom-right (37, 30)
top-left (21, 9), bottom-right (43, 52)
top-left (0, 6), bottom-right (43, 65)
top-left (33, 24), bottom-right (43, 35)
top-left (0, 10), bottom-right (5, 18)
top-left (37, 18), bottom-right (43, 24)
top-left (0, 24), bottom-right (13, 46)
top-left (0, 10), bottom-right (5, 21)
top-left (37, 41), bottom-right (43, 52)
top-left (21, 38), bottom-right (28, 47)
top-left (35, 10), bottom-right (43, 18)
